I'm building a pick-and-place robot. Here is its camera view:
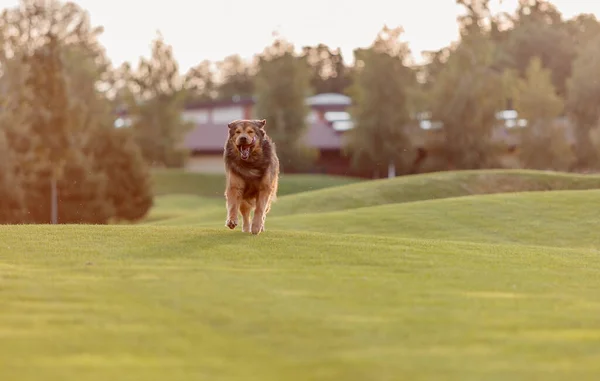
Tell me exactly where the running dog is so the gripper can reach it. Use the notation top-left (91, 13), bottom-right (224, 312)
top-left (223, 119), bottom-right (279, 235)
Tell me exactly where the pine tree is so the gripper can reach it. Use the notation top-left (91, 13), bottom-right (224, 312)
top-left (0, 0), bottom-right (140, 224)
top-left (89, 126), bottom-right (153, 222)
top-left (0, 128), bottom-right (27, 223)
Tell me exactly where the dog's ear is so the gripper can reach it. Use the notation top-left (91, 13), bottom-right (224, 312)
top-left (256, 119), bottom-right (266, 133)
top-left (227, 120), bottom-right (238, 137)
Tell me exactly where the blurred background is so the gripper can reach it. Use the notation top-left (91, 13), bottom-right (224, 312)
top-left (0, 0), bottom-right (599, 224)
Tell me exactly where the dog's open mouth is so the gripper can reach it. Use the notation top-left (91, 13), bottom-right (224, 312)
top-left (238, 144), bottom-right (252, 160)
top-left (237, 137), bottom-right (256, 160)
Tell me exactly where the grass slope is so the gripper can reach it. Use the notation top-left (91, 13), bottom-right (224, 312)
top-left (5, 170), bottom-right (600, 380)
top-left (267, 169), bottom-right (600, 217)
top-left (146, 169), bottom-right (600, 227)
top-left (2, 226), bottom-right (600, 380)
top-left (151, 169), bottom-right (361, 197)
top-left (265, 189), bottom-right (600, 248)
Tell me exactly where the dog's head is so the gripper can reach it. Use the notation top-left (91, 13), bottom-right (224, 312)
top-left (227, 119), bottom-right (266, 161)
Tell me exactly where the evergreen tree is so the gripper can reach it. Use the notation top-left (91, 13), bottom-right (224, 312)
top-left (89, 126), bottom-right (153, 222)
top-left (0, 127), bottom-right (27, 223)
top-left (0, 0), bottom-right (148, 224)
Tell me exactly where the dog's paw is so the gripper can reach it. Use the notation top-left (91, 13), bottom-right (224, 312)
top-left (251, 223), bottom-right (263, 235)
top-left (242, 225), bottom-right (251, 233)
top-left (226, 219), bottom-right (238, 230)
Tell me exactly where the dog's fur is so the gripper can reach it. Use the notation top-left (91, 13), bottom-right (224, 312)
top-left (223, 119), bottom-right (279, 235)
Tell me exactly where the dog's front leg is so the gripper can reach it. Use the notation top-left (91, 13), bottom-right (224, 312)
top-left (225, 187), bottom-right (242, 230)
top-left (251, 190), bottom-right (271, 235)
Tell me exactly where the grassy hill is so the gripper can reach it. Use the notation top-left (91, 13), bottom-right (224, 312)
top-left (151, 169), bottom-right (361, 197)
top-left (3, 169), bottom-right (600, 380)
top-left (147, 169), bottom-right (600, 225)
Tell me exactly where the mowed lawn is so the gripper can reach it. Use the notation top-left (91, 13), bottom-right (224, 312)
top-left (2, 169), bottom-right (600, 380)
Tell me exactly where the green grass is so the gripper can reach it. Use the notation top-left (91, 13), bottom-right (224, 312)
top-left (151, 169), bottom-right (361, 197)
top-left (146, 169), bottom-right (600, 225)
top-left (3, 169), bottom-right (600, 380)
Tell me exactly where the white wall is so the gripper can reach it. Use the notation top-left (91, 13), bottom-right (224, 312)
top-left (212, 106), bottom-right (245, 124)
top-left (182, 109), bottom-right (210, 124)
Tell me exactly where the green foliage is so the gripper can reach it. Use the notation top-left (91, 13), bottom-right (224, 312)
top-left (566, 33), bottom-right (600, 169)
top-left (0, 129), bottom-right (27, 223)
top-left (301, 43), bottom-right (352, 94)
top-left (253, 38), bottom-right (315, 172)
top-left (345, 26), bottom-right (416, 175)
top-left (510, 57), bottom-right (573, 170)
top-left (124, 33), bottom-right (194, 168)
top-left (513, 57), bottom-right (564, 121)
top-left (184, 60), bottom-right (216, 102)
top-left (214, 54), bottom-right (254, 99)
top-left (23, 34), bottom-right (73, 171)
top-left (497, 0), bottom-right (574, 96)
top-left (0, 0), bottom-right (153, 224)
top-left (90, 127), bottom-right (154, 222)
top-left (430, 32), bottom-right (505, 169)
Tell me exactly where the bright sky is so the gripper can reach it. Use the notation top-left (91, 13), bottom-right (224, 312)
top-left (1, 0), bottom-right (599, 72)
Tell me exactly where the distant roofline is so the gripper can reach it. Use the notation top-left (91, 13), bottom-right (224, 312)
top-left (115, 92), bottom-right (354, 116)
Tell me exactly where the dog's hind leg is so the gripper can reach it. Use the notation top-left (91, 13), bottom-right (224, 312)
top-left (240, 201), bottom-right (252, 233)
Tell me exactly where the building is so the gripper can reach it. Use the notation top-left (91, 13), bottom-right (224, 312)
top-left (116, 92), bottom-right (559, 177)
top-left (182, 93), bottom-right (359, 176)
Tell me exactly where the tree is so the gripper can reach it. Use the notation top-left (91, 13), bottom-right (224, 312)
top-left (513, 57), bottom-right (563, 121)
top-left (215, 54), bottom-right (255, 99)
top-left (25, 34), bottom-right (73, 224)
top-left (6, 40), bottom-right (114, 224)
top-left (430, 1), bottom-right (506, 169)
top-left (0, 128), bottom-right (27, 223)
top-left (89, 126), bottom-right (153, 222)
top-left (497, 0), bottom-right (575, 97)
top-left (512, 57), bottom-right (573, 170)
top-left (344, 26), bottom-right (416, 178)
top-left (126, 32), bottom-right (194, 167)
top-left (185, 59), bottom-right (217, 102)
top-left (301, 44), bottom-right (352, 94)
top-left (253, 37), bottom-right (315, 172)
top-left (565, 33), bottom-right (600, 170)
top-left (0, 0), bottom-right (149, 224)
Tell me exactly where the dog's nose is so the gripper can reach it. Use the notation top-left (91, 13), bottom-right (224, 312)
top-left (239, 136), bottom-right (248, 144)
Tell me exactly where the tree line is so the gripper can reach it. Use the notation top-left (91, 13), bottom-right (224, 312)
top-left (1, 0), bottom-right (600, 224)
top-left (148, 0), bottom-right (600, 177)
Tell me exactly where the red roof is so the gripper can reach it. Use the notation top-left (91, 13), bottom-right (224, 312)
top-left (183, 121), bottom-right (344, 152)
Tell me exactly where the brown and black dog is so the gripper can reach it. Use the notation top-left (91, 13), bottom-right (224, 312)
top-left (223, 119), bottom-right (279, 235)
